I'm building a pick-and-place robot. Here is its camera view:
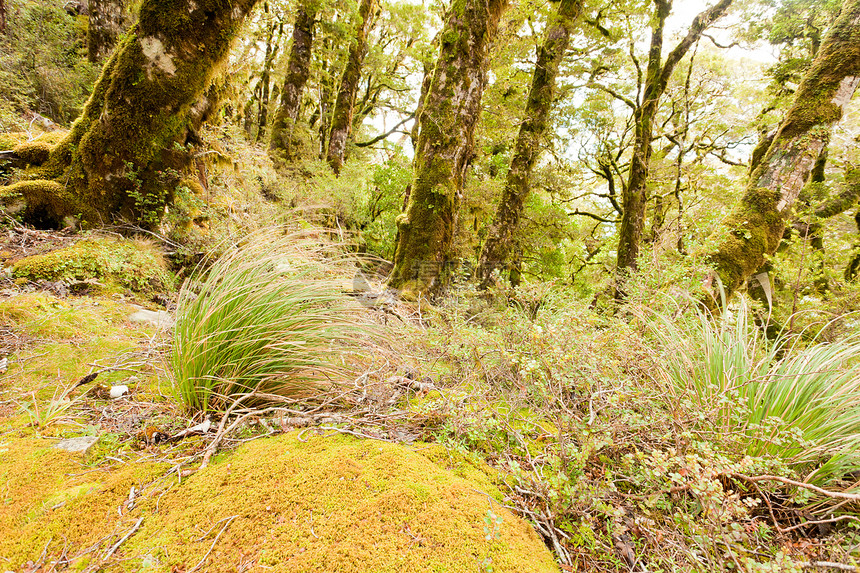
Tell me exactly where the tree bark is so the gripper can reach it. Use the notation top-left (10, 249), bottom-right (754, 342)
top-left (326, 0), bottom-right (377, 174)
top-left (2, 0), bottom-right (259, 228)
top-left (0, 0), bottom-right (7, 35)
top-left (707, 0), bottom-right (860, 299)
top-left (269, 1), bottom-right (317, 163)
top-left (387, 0), bottom-right (508, 297)
top-left (846, 209), bottom-right (860, 281)
top-left (87, 0), bottom-right (126, 62)
top-left (256, 5), bottom-right (282, 143)
top-left (475, 0), bottom-right (583, 288)
top-left (615, 0), bottom-right (732, 289)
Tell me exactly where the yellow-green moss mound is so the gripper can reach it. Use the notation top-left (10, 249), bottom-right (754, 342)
top-left (0, 437), bottom-right (167, 569)
top-left (12, 236), bottom-right (173, 295)
top-left (125, 434), bottom-right (558, 572)
top-left (13, 140), bottom-right (52, 165)
top-left (0, 433), bottom-right (558, 572)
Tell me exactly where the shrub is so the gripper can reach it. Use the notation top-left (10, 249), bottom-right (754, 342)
top-left (644, 300), bottom-right (860, 487)
top-left (171, 230), bottom-right (365, 412)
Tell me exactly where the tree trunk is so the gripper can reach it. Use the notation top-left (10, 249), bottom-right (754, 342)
top-left (846, 210), bottom-right (860, 281)
top-left (256, 6), bottom-right (282, 143)
top-left (475, 0), bottom-right (583, 288)
top-left (387, 0), bottom-right (507, 297)
top-left (87, 0), bottom-right (126, 62)
top-left (410, 54), bottom-right (435, 147)
top-left (326, 0), bottom-right (377, 174)
top-left (2, 0), bottom-right (259, 228)
top-left (0, 0), bottom-right (7, 35)
top-left (615, 0), bottom-right (732, 290)
top-left (707, 0), bottom-right (860, 299)
top-left (269, 2), bottom-right (317, 163)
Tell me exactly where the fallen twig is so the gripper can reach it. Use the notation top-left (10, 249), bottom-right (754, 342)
top-left (731, 473), bottom-right (860, 502)
top-left (103, 516), bottom-right (143, 560)
top-left (187, 515), bottom-right (238, 573)
top-left (798, 561), bottom-right (857, 571)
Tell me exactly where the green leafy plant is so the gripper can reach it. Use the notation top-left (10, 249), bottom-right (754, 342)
top-left (644, 301), bottom-right (860, 487)
top-left (171, 230), bottom-right (365, 412)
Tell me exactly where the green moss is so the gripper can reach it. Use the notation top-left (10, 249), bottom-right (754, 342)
top-left (13, 141), bottom-right (52, 166)
top-left (0, 132), bottom-right (29, 151)
top-left (0, 292), bottom-right (135, 338)
top-left (2, 179), bottom-right (90, 226)
top-left (0, 436), bottom-right (167, 567)
top-left (0, 432), bottom-right (558, 573)
top-left (121, 433), bottom-right (557, 573)
top-left (12, 236), bottom-right (173, 295)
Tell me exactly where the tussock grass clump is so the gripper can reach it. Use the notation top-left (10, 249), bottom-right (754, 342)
top-left (646, 301), bottom-right (860, 487)
top-left (171, 230), bottom-right (364, 413)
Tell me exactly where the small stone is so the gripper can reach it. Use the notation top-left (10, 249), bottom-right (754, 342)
top-left (129, 307), bottom-right (173, 328)
top-left (54, 436), bottom-right (99, 454)
top-left (109, 385), bottom-right (129, 399)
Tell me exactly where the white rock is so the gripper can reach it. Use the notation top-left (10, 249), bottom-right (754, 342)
top-left (110, 385), bottom-right (129, 399)
top-left (54, 436), bottom-right (99, 454)
top-left (129, 307), bottom-right (173, 328)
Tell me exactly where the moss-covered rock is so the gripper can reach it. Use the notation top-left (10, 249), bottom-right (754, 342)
top-left (128, 434), bottom-right (558, 572)
top-left (1, 179), bottom-right (88, 225)
top-left (12, 236), bottom-right (173, 295)
top-left (0, 432), bottom-right (558, 572)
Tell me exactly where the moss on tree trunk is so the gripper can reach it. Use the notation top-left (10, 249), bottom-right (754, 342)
top-left (387, 0), bottom-right (507, 297)
top-left (326, 0), bottom-right (376, 175)
top-left (3, 0), bottom-right (259, 229)
top-left (707, 0), bottom-right (860, 298)
top-left (269, 1), bottom-right (316, 164)
top-left (475, 0), bottom-right (583, 289)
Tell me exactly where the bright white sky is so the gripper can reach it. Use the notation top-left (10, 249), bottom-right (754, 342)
top-left (668, 0), bottom-right (778, 63)
top-left (370, 0), bottom-right (778, 151)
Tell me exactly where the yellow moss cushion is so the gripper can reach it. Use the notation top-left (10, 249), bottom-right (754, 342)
top-left (0, 433), bottom-right (559, 572)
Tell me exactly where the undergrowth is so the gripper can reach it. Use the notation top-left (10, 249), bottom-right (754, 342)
top-left (171, 229), bottom-right (368, 413)
top-left (408, 285), bottom-right (860, 571)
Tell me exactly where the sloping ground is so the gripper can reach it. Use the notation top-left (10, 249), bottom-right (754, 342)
top-left (0, 273), bottom-right (557, 572)
top-left (1, 432), bottom-right (559, 573)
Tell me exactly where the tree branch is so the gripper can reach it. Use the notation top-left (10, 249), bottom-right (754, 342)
top-left (659, 0), bottom-right (733, 90)
top-left (586, 82), bottom-right (637, 110)
top-left (355, 112), bottom-right (415, 147)
top-left (570, 209), bottom-right (620, 223)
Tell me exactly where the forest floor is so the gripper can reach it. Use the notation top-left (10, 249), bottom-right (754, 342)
top-left (1, 126), bottom-right (859, 572)
top-left (1, 225), bottom-right (858, 573)
top-left (0, 231), bottom-right (563, 572)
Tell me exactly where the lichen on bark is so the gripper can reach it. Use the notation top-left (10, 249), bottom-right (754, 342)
top-left (269, 1), bottom-right (317, 165)
top-left (326, 0), bottom-right (377, 175)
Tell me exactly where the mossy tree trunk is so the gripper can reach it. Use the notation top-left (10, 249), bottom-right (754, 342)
top-left (387, 0), bottom-right (507, 297)
top-left (326, 0), bottom-right (377, 175)
top-left (256, 3), bottom-right (283, 143)
top-left (707, 0), bottom-right (860, 299)
top-left (4, 0), bottom-right (259, 229)
top-left (87, 0), bottom-right (127, 62)
top-left (476, 0), bottom-right (583, 288)
top-left (615, 0), bottom-right (732, 292)
top-left (269, 1), bottom-right (317, 163)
